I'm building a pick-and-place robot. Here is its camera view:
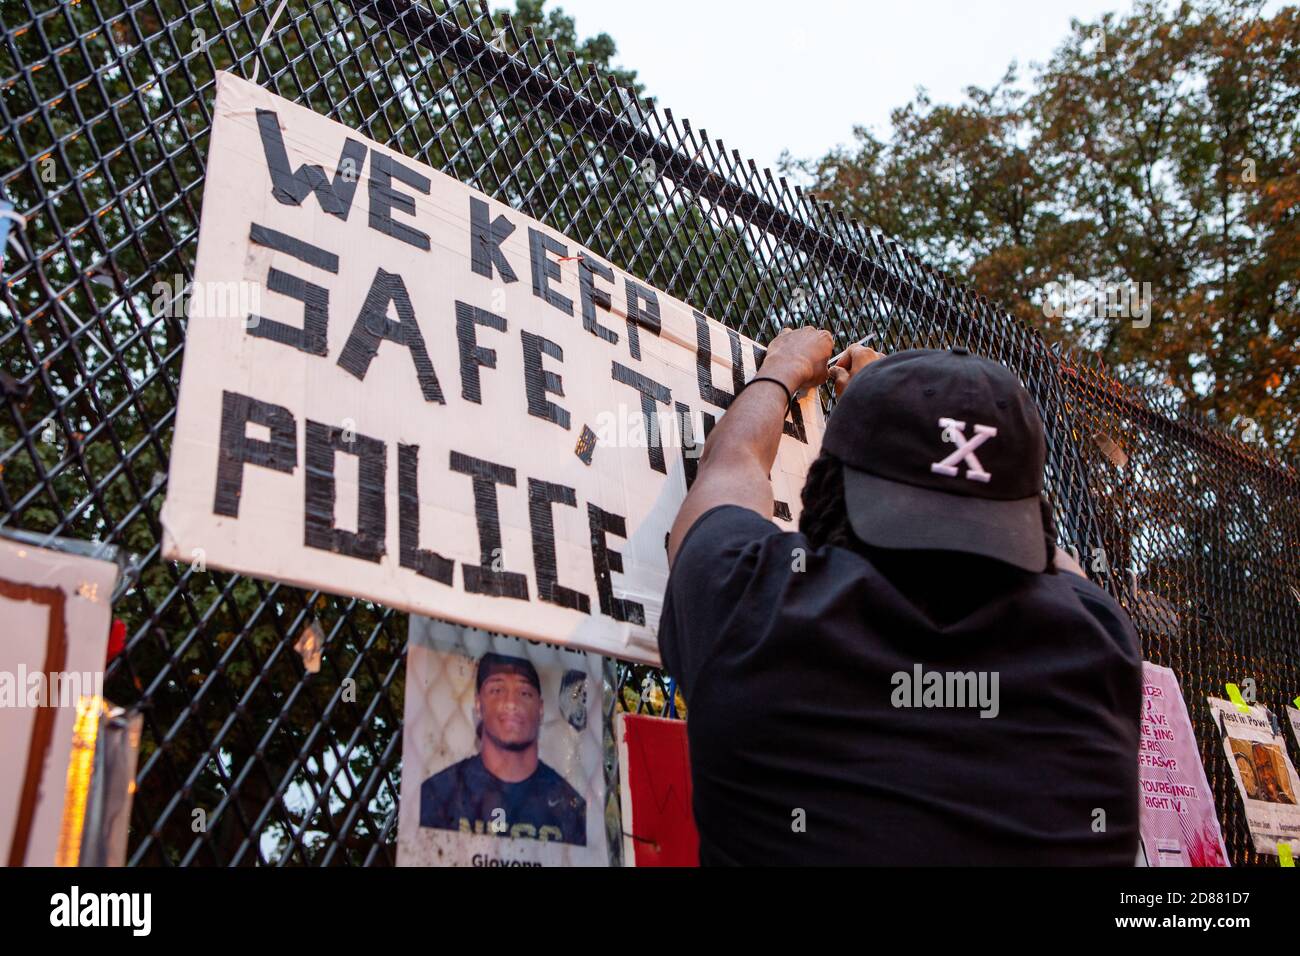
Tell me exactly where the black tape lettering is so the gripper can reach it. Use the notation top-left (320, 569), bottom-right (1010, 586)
top-left (521, 330), bottom-right (570, 429)
top-left (248, 269), bottom-right (329, 355)
top-left (256, 109), bottom-right (365, 219)
top-left (368, 152), bottom-right (431, 251)
top-left (624, 278), bottom-right (662, 361)
top-left (612, 361), bottom-right (671, 474)
top-left (249, 223), bottom-right (340, 273)
top-left (455, 301), bottom-right (507, 404)
top-left (246, 224), bottom-right (338, 356)
top-left (773, 500), bottom-right (792, 521)
top-left (578, 255), bottom-right (618, 344)
top-left (214, 390), bottom-right (297, 517)
top-left (528, 227), bottom-right (573, 315)
top-left (527, 479), bottom-right (590, 613)
top-left (675, 402), bottom-right (700, 490)
top-left (784, 390), bottom-right (808, 442)
top-left (694, 310), bottom-right (744, 408)
top-left (753, 343), bottom-right (808, 443)
top-left (397, 444), bottom-right (455, 585)
top-left (587, 504), bottom-right (644, 624)
top-left (338, 269), bottom-right (445, 403)
top-left (450, 451), bottom-right (529, 600)
top-left (304, 420), bottom-right (387, 563)
top-left (469, 197), bottom-right (519, 283)
top-left (675, 405), bottom-right (716, 491)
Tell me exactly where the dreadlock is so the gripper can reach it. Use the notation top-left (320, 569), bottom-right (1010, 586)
top-left (797, 452), bottom-right (863, 552)
top-left (798, 451), bottom-right (1058, 573)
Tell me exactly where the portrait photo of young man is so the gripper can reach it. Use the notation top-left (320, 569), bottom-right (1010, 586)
top-left (419, 651), bottom-right (587, 845)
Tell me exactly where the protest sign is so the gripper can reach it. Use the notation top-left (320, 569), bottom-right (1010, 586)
top-left (1135, 664), bottom-right (1227, 866)
top-left (0, 538), bottom-right (117, 865)
top-left (1209, 696), bottom-right (1300, 857)
top-left (616, 712), bottom-right (698, 866)
top-left (162, 72), bottom-right (823, 664)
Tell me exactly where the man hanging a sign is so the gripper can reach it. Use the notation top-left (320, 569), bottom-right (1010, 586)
top-left (161, 71), bottom-right (823, 664)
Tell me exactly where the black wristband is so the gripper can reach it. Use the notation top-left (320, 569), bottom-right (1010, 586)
top-left (744, 375), bottom-right (794, 409)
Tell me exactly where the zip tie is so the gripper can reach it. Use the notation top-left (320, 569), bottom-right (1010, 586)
top-left (827, 333), bottom-right (876, 369)
top-left (249, 0), bottom-right (290, 84)
top-left (0, 204), bottom-right (27, 268)
top-left (1225, 682), bottom-right (1251, 715)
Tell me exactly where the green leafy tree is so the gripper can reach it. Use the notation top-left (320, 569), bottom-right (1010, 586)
top-left (785, 0), bottom-right (1298, 456)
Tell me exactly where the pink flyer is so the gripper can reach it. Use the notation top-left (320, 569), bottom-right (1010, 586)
top-left (1137, 663), bottom-right (1229, 866)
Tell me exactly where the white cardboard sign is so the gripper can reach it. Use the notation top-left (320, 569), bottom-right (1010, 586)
top-left (162, 72), bottom-right (823, 664)
top-left (0, 538), bottom-right (117, 866)
top-left (1208, 697), bottom-right (1300, 857)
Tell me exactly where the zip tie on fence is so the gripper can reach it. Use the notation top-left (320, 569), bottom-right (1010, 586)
top-left (1225, 682), bottom-right (1251, 714)
top-left (249, 0), bottom-right (291, 84)
top-left (0, 204), bottom-right (28, 270)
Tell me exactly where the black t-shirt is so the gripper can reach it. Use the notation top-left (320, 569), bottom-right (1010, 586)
top-left (419, 754), bottom-right (587, 845)
top-left (659, 505), bottom-right (1142, 865)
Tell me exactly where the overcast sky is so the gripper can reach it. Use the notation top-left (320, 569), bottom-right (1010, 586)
top-left (548, 0), bottom-right (1257, 173)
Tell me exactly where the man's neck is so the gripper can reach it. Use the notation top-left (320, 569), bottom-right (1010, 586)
top-left (481, 738), bottom-right (539, 783)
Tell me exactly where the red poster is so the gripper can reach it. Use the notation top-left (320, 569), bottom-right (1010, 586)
top-left (616, 714), bottom-right (698, 867)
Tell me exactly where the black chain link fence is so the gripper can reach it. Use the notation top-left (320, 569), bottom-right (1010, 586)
top-left (1, 0), bottom-right (1296, 866)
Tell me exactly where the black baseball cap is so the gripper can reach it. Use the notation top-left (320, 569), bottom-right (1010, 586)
top-left (821, 347), bottom-right (1048, 572)
top-left (475, 652), bottom-right (541, 692)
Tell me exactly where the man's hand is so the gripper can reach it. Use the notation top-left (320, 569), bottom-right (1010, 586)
top-left (760, 326), bottom-right (834, 393)
top-left (828, 343), bottom-right (885, 398)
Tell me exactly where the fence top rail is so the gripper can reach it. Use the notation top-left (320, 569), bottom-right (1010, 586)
top-left (1061, 361), bottom-right (1300, 489)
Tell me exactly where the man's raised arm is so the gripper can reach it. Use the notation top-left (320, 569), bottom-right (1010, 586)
top-left (666, 327), bottom-right (834, 567)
